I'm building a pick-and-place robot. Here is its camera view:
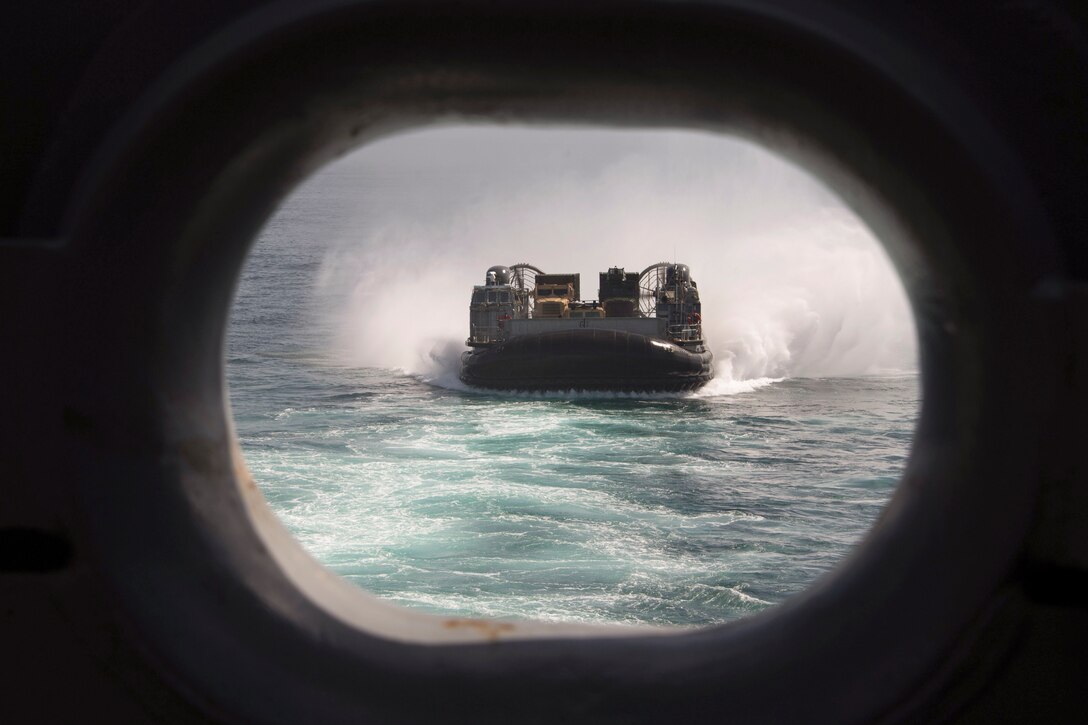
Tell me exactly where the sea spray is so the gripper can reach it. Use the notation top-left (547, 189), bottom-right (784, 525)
top-left (312, 127), bottom-right (916, 387)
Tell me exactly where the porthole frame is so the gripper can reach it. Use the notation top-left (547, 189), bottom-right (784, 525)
top-left (62, 2), bottom-right (1060, 721)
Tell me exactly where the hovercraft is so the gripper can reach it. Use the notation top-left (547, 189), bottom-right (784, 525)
top-left (459, 263), bottom-right (713, 392)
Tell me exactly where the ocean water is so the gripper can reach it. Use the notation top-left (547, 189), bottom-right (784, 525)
top-left (227, 127), bottom-right (919, 627)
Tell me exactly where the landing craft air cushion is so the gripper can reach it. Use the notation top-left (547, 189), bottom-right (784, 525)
top-left (460, 263), bottom-right (714, 391)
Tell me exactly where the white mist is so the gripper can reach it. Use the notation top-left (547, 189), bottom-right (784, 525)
top-left (309, 126), bottom-right (916, 388)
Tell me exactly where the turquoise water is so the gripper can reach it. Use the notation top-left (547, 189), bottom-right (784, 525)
top-left (230, 360), bottom-right (915, 626)
top-left (227, 128), bottom-right (919, 626)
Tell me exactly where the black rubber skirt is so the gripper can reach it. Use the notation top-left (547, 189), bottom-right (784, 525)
top-left (459, 329), bottom-right (714, 392)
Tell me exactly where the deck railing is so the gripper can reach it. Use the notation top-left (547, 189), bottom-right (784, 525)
top-left (468, 324), bottom-right (504, 344)
top-left (667, 323), bottom-right (703, 342)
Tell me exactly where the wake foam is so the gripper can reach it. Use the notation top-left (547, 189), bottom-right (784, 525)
top-left (693, 376), bottom-right (782, 398)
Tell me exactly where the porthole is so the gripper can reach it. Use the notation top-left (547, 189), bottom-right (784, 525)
top-left (229, 125), bottom-right (920, 628)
